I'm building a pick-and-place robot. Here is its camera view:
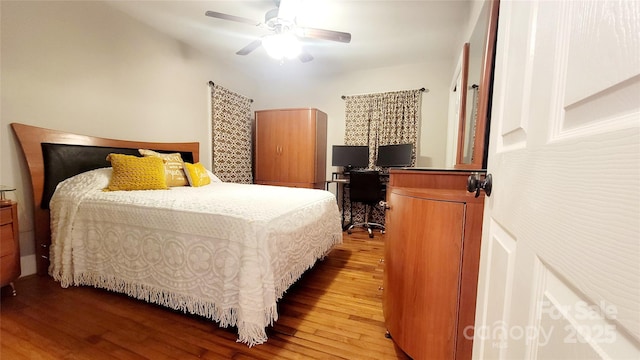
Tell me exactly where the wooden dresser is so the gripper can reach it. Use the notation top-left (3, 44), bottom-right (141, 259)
top-left (254, 108), bottom-right (327, 189)
top-left (1, 202), bottom-right (21, 295)
top-left (383, 169), bottom-right (485, 360)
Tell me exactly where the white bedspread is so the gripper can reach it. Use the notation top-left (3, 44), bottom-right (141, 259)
top-left (49, 168), bottom-right (342, 346)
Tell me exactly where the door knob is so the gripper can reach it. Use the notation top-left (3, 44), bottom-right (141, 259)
top-left (467, 173), bottom-right (492, 198)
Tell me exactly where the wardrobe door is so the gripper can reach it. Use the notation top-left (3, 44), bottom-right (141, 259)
top-left (277, 110), bottom-right (317, 184)
top-left (254, 110), bottom-right (283, 183)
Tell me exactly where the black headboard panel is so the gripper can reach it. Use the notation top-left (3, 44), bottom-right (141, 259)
top-left (41, 143), bottom-right (195, 209)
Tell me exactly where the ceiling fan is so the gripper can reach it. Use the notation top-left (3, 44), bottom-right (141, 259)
top-left (205, 0), bottom-right (351, 63)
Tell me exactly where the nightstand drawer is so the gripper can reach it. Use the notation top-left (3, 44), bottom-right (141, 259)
top-left (1, 224), bottom-right (14, 257)
top-left (0, 202), bottom-right (19, 291)
top-left (0, 207), bottom-right (12, 226)
top-left (0, 254), bottom-right (19, 281)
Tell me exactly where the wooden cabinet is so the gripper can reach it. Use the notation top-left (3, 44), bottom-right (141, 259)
top-left (1, 202), bottom-right (20, 295)
top-left (254, 108), bottom-right (327, 189)
top-left (383, 169), bottom-right (485, 360)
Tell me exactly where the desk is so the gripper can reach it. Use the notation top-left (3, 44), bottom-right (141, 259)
top-left (326, 178), bottom-right (348, 188)
top-left (325, 172), bottom-right (388, 230)
top-left (325, 174), bottom-right (349, 229)
top-left (325, 172), bottom-right (348, 191)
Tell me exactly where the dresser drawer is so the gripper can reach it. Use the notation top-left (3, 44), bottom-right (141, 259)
top-left (0, 207), bottom-right (12, 226)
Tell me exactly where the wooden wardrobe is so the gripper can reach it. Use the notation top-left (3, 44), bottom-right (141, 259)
top-left (254, 108), bottom-right (327, 189)
top-left (383, 169), bottom-right (485, 360)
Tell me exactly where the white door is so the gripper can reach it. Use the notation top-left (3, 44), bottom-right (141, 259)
top-left (473, 0), bottom-right (640, 359)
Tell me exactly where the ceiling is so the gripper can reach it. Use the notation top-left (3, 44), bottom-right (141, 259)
top-left (106, 0), bottom-right (472, 79)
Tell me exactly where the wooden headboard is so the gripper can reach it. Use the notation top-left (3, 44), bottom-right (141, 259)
top-left (11, 123), bottom-right (200, 275)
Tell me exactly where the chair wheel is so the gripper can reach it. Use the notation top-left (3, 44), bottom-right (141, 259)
top-left (347, 229), bottom-right (352, 234)
top-left (369, 232), bottom-right (374, 238)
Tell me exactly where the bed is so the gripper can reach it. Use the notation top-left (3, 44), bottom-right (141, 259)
top-left (11, 123), bottom-right (343, 346)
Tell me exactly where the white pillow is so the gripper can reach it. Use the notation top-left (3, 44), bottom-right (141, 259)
top-left (206, 169), bottom-right (222, 183)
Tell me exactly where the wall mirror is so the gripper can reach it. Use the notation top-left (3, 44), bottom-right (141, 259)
top-left (455, 0), bottom-right (500, 169)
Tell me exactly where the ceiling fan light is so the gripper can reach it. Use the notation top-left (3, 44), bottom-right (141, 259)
top-left (262, 33), bottom-right (301, 60)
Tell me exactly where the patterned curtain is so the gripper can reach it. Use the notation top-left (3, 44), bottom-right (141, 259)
top-left (343, 89), bottom-right (422, 226)
top-left (344, 89), bottom-right (421, 168)
top-left (210, 83), bottom-right (253, 183)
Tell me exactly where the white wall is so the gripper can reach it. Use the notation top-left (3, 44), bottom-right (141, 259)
top-left (252, 58), bottom-right (456, 182)
top-left (251, 1), bottom-right (491, 177)
top-left (0, 0), bottom-right (256, 275)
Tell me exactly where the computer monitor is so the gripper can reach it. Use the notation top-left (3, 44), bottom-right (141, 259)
top-left (332, 145), bottom-right (369, 170)
top-left (376, 143), bottom-right (413, 167)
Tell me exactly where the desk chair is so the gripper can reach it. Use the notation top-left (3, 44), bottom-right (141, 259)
top-left (347, 170), bottom-right (385, 238)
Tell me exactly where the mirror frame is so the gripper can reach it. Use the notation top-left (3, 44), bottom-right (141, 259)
top-left (455, 0), bottom-right (500, 170)
top-left (455, 42), bottom-right (470, 167)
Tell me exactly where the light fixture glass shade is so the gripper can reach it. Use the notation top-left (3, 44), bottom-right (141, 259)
top-left (262, 33), bottom-right (301, 60)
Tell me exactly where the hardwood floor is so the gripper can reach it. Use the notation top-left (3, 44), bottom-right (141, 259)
top-left (0, 232), bottom-right (410, 359)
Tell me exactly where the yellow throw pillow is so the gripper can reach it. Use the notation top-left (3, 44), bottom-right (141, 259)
top-left (138, 149), bottom-right (188, 187)
top-left (184, 162), bottom-right (211, 187)
top-left (105, 153), bottom-right (168, 191)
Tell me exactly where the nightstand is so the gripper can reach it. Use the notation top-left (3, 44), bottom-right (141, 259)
top-left (1, 201), bottom-right (20, 296)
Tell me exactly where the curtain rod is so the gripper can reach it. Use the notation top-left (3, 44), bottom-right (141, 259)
top-left (209, 81), bottom-right (254, 103)
top-left (341, 87), bottom-right (428, 100)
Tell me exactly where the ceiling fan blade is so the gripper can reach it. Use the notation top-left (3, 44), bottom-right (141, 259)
top-left (205, 11), bottom-right (260, 26)
top-left (299, 27), bottom-right (351, 43)
top-left (298, 50), bottom-right (314, 63)
top-left (236, 39), bottom-right (262, 56)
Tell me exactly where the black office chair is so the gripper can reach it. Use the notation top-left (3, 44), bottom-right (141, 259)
top-left (347, 170), bottom-right (385, 238)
